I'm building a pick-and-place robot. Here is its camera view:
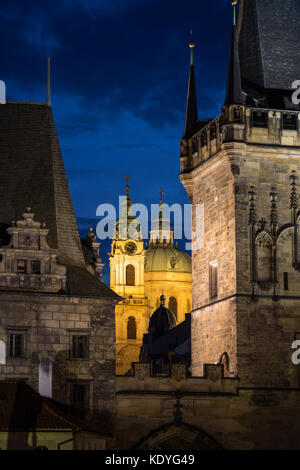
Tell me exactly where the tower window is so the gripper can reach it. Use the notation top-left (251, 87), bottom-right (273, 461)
top-left (31, 260), bottom-right (41, 274)
top-left (126, 264), bottom-right (135, 286)
top-left (282, 113), bottom-right (297, 131)
top-left (9, 333), bottom-right (23, 357)
top-left (72, 335), bottom-right (88, 359)
top-left (209, 262), bottom-right (218, 299)
top-left (17, 260), bottom-right (26, 273)
top-left (127, 317), bottom-right (136, 340)
top-left (252, 111), bottom-right (268, 128)
top-left (284, 272), bottom-right (289, 291)
top-left (168, 297), bottom-right (178, 319)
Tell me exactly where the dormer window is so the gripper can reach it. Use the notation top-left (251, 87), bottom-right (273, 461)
top-left (31, 260), bottom-right (41, 274)
top-left (282, 113), bottom-right (297, 131)
top-left (17, 260), bottom-right (26, 273)
top-left (252, 111), bottom-right (268, 128)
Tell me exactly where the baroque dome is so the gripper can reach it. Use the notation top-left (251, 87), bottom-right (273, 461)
top-left (144, 244), bottom-right (191, 273)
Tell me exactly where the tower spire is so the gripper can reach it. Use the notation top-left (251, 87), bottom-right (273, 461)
top-left (224, 1), bottom-right (242, 106)
top-left (46, 57), bottom-right (51, 106)
top-left (183, 32), bottom-right (198, 139)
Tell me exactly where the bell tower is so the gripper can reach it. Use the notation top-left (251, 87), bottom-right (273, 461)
top-left (180, 0), bottom-right (300, 387)
top-left (109, 178), bottom-right (149, 375)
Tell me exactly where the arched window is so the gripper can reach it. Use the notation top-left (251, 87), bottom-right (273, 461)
top-left (168, 297), bottom-right (178, 319)
top-left (220, 352), bottom-right (230, 378)
top-left (39, 358), bottom-right (52, 398)
top-left (126, 264), bottom-right (135, 286)
top-left (127, 317), bottom-right (136, 340)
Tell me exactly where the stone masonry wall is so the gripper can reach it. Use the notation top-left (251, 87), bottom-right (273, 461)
top-left (190, 152), bottom-right (237, 376)
top-left (0, 292), bottom-right (116, 416)
top-left (116, 363), bottom-right (300, 450)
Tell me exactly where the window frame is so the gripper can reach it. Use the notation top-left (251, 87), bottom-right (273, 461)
top-left (168, 297), bottom-right (178, 319)
top-left (69, 381), bottom-right (90, 410)
top-left (126, 264), bottom-right (135, 286)
top-left (31, 260), bottom-right (41, 274)
top-left (127, 316), bottom-right (137, 340)
top-left (9, 332), bottom-right (25, 358)
top-left (252, 111), bottom-right (268, 129)
top-left (16, 259), bottom-right (27, 274)
top-left (71, 334), bottom-right (89, 360)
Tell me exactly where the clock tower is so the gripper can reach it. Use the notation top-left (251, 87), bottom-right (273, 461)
top-left (110, 178), bottom-right (149, 375)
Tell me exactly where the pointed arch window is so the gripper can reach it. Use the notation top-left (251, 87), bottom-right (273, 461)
top-left (168, 297), bottom-right (178, 319)
top-left (220, 352), bottom-right (230, 378)
top-left (127, 316), bottom-right (136, 340)
top-left (126, 264), bottom-right (135, 286)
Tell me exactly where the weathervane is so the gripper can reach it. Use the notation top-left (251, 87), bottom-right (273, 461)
top-left (125, 175), bottom-right (130, 195)
top-left (159, 188), bottom-right (164, 205)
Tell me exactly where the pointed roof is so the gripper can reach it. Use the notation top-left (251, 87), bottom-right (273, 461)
top-left (115, 177), bottom-right (141, 240)
top-left (183, 42), bottom-right (198, 139)
top-left (238, 0), bottom-right (300, 91)
top-left (0, 102), bottom-right (84, 267)
top-left (224, 23), bottom-right (242, 106)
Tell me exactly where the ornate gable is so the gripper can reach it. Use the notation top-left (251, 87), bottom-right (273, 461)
top-left (0, 207), bottom-right (66, 292)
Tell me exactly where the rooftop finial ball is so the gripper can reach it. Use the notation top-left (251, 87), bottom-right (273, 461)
top-left (189, 41), bottom-right (195, 49)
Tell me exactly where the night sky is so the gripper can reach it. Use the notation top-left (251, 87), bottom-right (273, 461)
top-left (0, 0), bottom-right (233, 283)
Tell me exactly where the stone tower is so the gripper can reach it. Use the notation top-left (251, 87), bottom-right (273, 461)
top-left (180, 0), bottom-right (300, 387)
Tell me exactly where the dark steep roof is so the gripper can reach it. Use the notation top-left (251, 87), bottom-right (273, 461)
top-left (225, 25), bottom-right (243, 106)
top-left (0, 102), bottom-right (84, 266)
top-left (0, 380), bottom-right (75, 431)
top-left (0, 101), bottom-right (119, 300)
top-left (66, 265), bottom-right (120, 299)
top-left (238, 0), bottom-right (300, 92)
top-left (0, 380), bottom-right (113, 437)
top-left (183, 63), bottom-right (198, 139)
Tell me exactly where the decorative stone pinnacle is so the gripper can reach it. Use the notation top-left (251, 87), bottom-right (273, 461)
top-left (290, 171), bottom-right (298, 210)
top-left (270, 186), bottom-right (278, 234)
top-left (248, 186), bottom-right (257, 226)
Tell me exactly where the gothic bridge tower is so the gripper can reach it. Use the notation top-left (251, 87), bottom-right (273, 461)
top-left (180, 0), bottom-right (300, 387)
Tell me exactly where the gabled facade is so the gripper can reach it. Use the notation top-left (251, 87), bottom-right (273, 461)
top-left (0, 95), bottom-right (119, 422)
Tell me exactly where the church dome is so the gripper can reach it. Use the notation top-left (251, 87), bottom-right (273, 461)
top-left (148, 295), bottom-right (176, 337)
top-left (145, 244), bottom-right (191, 273)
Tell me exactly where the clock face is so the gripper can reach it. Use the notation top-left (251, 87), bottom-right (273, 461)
top-left (125, 241), bottom-right (137, 255)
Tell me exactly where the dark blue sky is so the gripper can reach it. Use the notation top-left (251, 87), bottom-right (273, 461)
top-left (0, 0), bottom-right (233, 283)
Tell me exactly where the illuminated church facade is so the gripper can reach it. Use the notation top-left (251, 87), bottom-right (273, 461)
top-left (109, 183), bottom-right (192, 375)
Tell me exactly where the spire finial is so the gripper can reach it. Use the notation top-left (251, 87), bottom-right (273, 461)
top-left (183, 31), bottom-right (198, 139)
top-left (160, 294), bottom-right (165, 306)
top-left (159, 188), bottom-right (164, 205)
top-left (224, 1), bottom-right (242, 106)
top-left (46, 57), bottom-right (51, 106)
top-left (188, 30), bottom-right (195, 66)
top-left (232, 0), bottom-right (238, 26)
top-left (125, 175), bottom-right (130, 195)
